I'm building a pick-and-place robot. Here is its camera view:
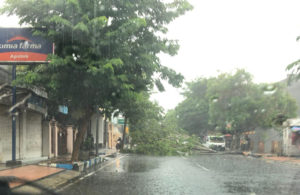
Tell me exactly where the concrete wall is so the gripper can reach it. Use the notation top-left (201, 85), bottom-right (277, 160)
top-left (25, 111), bottom-right (42, 159)
top-left (0, 104), bottom-right (45, 163)
top-left (249, 128), bottom-right (282, 154)
top-left (0, 104), bottom-right (20, 162)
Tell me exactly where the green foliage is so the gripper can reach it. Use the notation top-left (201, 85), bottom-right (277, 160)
top-left (256, 82), bottom-right (297, 127)
top-left (130, 122), bottom-right (199, 156)
top-left (206, 70), bottom-right (258, 132)
top-left (175, 69), bottom-right (297, 136)
top-left (120, 93), bottom-right (199, 156)
top-left (1, 0), bottom-right (192, 160)
top-left (175, 78), bottom-right (210, 136)
top-left (1, 0), bottom-right (191, 122)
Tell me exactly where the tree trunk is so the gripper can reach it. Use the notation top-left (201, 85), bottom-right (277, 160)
top-left (121, 117), bottom-right (127, 149)
top-left (71, 110), bottom-right (93, 162)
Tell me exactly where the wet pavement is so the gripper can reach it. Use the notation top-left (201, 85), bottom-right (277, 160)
top-left (0, 165), bottom-right (64, 188)
top-left (61, 154), bottom-right (300, 195)
top-left (0, 163), bottom-right (6, 171)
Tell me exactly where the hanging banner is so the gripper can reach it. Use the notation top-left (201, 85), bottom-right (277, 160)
top-left (0, 28), bottom-right (53, 64)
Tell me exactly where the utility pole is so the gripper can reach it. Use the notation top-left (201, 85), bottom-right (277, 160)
top-left (104, 116), bottom-right (108, 148)
top-left (6, 64), bottom-right (21, 166)
top-left (11, 64), bottom-right (16, 161)
top-left (95, 109), bottom-right (99, 156)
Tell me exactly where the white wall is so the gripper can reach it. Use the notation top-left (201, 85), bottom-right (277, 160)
top-left (25, 112), bottom-right (42, 158)
top-left (283, 128), bottom-right (300, 156)
top-left (91, 114), bottom-right (104, 145)
top-left (0, 104), bottom-right (20, 163)
top-left (0, 107), bottom-right (44, 162)
top-left (0, 104), bottom-right (12, 162)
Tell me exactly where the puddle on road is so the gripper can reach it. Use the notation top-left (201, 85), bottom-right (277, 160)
top-left (104, 156), bottom-right (160, 173)
top-left (125, 160), bottom-right (158, 173)
top-left (119, 157), bottom-right (159, 173)
top-left (224, 181), bottom-right (253, 194)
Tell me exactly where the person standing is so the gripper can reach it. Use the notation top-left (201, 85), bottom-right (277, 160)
top-left (116, 137), bottom-right (122, 151)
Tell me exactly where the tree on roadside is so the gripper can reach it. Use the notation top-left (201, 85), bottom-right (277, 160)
top-left (127, 94), bottom-right (199, 156)
top-left (175, 78), bottom-right (210, 136)
top-left (207, 70), bottom-right (297, 132)
top-left (206, 70), bottom-right (259, 134)
top-left (115, 91), bottom-right (163, 149)
top-left (255, 82), bottom-right (297, 128)
top-left (1, 0), bottom-right (192, 161)
top-left (174, 69), bottom-right (297, 149)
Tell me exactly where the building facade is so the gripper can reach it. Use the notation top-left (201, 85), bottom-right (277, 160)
top-left (0, 66), bottom-right (48, 163)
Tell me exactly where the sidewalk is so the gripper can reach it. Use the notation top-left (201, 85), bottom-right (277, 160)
top-left (0, 163), bottom-right (7, 171)
top-left (0, 148), bottom-right (117, 194)
top-left (0, 165), bottom-right (64, 188)
top-left (12, 152), bottom-right (119, 194)
top-left (242, 151), bottom-right (275, 158)
top-left (11, 168), bottom-right (81, 194)
top-left (242, 151), bottom-right (300, 165)
top-left (0, 157), bottom-right (49, 171)
top-left (263, 156), bottom-right (300, 165)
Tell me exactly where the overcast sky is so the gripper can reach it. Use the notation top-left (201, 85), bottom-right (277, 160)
top-left (1, 0), bottom-right (300, 111)
top-left (151, 0), bottom-right (300, 111)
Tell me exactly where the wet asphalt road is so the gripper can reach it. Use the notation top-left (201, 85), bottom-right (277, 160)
top-left (61, 154), bottom-right (300, 195)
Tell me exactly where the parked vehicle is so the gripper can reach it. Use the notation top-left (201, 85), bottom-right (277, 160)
top-left (204, 136), bottom-right (226, 151)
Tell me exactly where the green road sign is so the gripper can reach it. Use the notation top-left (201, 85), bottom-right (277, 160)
top-left (118, 118), bottom-right (125, 124)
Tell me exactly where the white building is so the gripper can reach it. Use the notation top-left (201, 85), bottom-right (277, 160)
top-left (90, 113), bottom-right (105, 148)
top-left (282, 118), bottom-right (300, 156)
top-left (0, 66), bottom-right (49, 163)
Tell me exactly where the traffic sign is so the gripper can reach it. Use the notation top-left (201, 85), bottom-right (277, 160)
top-left (118, 118), bottom-right (125, 124)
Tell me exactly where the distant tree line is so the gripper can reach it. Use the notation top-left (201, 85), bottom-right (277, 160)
top-left (173, 69), bottom-right (297, 142)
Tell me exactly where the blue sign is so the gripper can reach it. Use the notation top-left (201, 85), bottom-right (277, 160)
top-left (58, 105), bottom-right (68, 114)
top-left (291, 126), bottom-right (300, 132)
top-left (0, 28), bottom-right (53, 62)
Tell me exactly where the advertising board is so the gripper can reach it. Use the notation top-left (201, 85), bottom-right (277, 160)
top-left (0, 28), bottom-right (53, 64)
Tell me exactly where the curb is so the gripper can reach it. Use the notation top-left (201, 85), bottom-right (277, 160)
top-left (73, 156), bottom-right (104, 172)
top-left (12, 152), bottom-right (117, 194)
top-left (38, 162), bottom-right (74, 170)
top-left (38, 152), bottom-right (117, 172)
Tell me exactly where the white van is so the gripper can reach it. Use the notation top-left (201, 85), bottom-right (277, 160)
top-left (204, 136), bottom-right (226, 151)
